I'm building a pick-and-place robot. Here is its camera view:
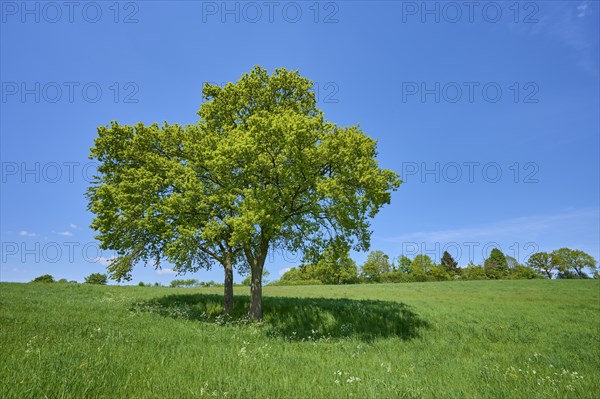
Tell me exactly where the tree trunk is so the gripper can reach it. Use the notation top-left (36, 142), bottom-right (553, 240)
top-left (245, 238), bottom-right (269, 321)
top-left (248, 262), bottom-right (264, 320)
top-left (223, 257), bottom-right (234, 314)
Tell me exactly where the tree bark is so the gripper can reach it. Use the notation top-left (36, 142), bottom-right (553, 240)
top-left (223, 256), bottom-right (234, 314)
top-left (246, 240), bottom-right (268, 321)
top-left (248, 262), bottom-right (264, 320)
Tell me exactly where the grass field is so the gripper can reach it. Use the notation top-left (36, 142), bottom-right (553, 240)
top-left (1, 280), bottom-right (598, 398)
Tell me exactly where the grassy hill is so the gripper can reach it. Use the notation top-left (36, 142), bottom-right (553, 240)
top-left (1, 280), bottom-right (598, 398)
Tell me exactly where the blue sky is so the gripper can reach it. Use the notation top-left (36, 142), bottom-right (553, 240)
top-left (1, 0), bottom-right (598, 284)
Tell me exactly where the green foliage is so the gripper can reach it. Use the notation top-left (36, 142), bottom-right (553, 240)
top-left (31, 274), bottom-right (55, 283)
top-left (509, 265), bottom-right (544, 280)
top-left (278, 250), bottom-right (358, 286)
top-left (361, 250), bottom-right (392, 282)
top-left (505, 255), bottom-right (521, 269)
top-left (198, 281), bottom-right (223, 288)
top-left (84, 273), bottom-right (108, 285)
top-left (440, 251), bottom-right (459, 275)
top-left (169, 279), bottom-right (198, 288)
top-left (269, 278), bottom-right (323, 286)
top-left (57, 278), bottom-right (69, 284)
top-left (138, 282), bottom-right (146, 287)
top-left (396, 255), bottom-right (412, 274)
top-left (312, 246), bottom-right (359, 284)
top-left (88, 66), bottom-right (400, 320)
top-left (410, 255), bottom-right (435, 281)
top-left (380, 271), bottom-right (415, 283)
top-left (279, 249), bottom-right (592, 285)
top-left (484, 248), bottom-right (509, 279)
top-left (527, 252), bottom-right (558, 279)
top-left (461, 263), bottom-right (488, 280)
top-left (551, 248), bottom-right (596, 279)
top-left (429, 265), bottom-right (451, 281)
top-left (556, 269), bottom-right (586, 279)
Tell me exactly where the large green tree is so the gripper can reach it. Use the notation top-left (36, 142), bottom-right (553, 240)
top-left (361, 250), bottom-right (392, 282)
top-left (411, 254), bottom-right (435, 281)
top-left (440, 251), bottom-right (459, 276)
top-left (31, 274), bottom-right (55, 283)
top-left (484, 248), bottom-right (508, 279)
top-left (527, 252), bottom-right (557, 279)
top-left (88, 66), bottom-right (400, 320)
top-left (84, 273), bottom-right (108, 285)
top-left (396, 255), bottom-right (412, 273)
top-left (87, 120), bottom-right (244, 313)
top-left (313, 244), bottom-right (359, 284)
top-left (551, 248), bottom-right (597, 279)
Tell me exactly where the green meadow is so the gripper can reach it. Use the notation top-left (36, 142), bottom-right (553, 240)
top-left (1, 280), bottom-right (598, 398)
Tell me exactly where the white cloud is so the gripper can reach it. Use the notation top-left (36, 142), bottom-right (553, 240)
top-left (69, 224), bottom-right (77, 229)
top-left (577, 1), bottom-right (589, 17)
top-left (508, 1), bottom-right (598, 76)
top-left (97, 256), bottom-right (115, 266)
top-left (278, 267), bottom-right (291, 277)
top-left (57, 231), bottom-right (73, 237)
top-left (156, 268), bottom-right (177, 275)
top-left (18, 230), bottom-right (37, 237)
top-left (382, 207), bottom-right (599, 245)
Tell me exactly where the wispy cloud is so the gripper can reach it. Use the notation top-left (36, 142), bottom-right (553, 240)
top-left (577, 1), bottom-right (590, 18)
top-left (532, 1), bottom-right (598, 76)
top-left (97, 256), bottom-right (115, 266)
top-left (505, 1), bottom-right (598, 76)
top-left (156, 268), bottom-right (177, 275)
top-left (69, 224), bottom-right (77, 229)
top-left (56, 231), bottom-right (73, 237)
top-left (18, 230), bottom-right (37, 237)
top-left (381, 207), bottom-right (599, 251)
top-left (384, 207), bottom-right (598, 243)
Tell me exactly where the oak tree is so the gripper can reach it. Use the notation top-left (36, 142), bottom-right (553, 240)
top-left (88, 66), bottom-right (400, 320)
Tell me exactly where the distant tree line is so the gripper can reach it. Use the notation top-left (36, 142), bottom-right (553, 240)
top-left (29, 273), bottom-right (108, 285)
top-left (29, 248), bottom-right (596, 288)
top-left (169, 279), bottom-right (225, 288)
top-left (273, 247), bottom-right (598, 285)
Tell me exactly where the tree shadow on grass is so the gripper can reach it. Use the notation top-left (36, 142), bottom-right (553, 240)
top-left (131, 293), bottom-right (430, 342)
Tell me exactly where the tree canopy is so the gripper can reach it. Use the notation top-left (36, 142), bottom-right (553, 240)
top-left (361, 250), bottom-right (392, 282)
top-left (88, 66), bottom-right (401, 320)
top-left (527, 252), bottom-right (557, 279)
top-left (484, 248), bottom-right (508, 279)
top-left (84, 273), bottom-right (108, 285)
top-left (551, 248), bottom-right (597, 279)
